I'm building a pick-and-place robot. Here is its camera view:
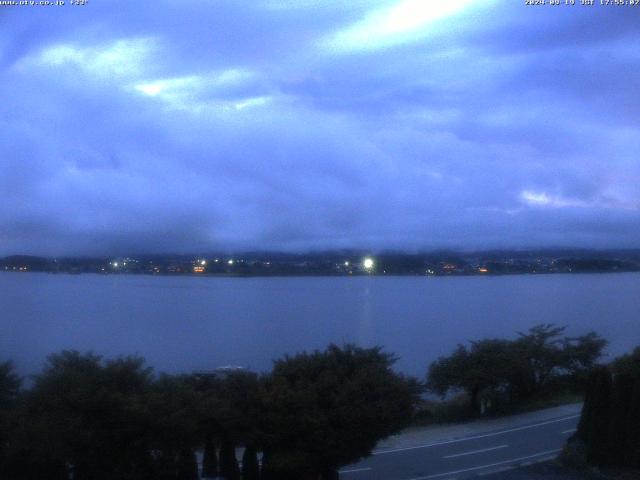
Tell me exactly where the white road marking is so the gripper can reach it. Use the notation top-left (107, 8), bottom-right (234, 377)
top-left (339, 467), bottom-right (373, 474)
top-left (373, 414), bottom-right (579, 455)
top-left (443, 444), bottom-right (508, 459)
top-left (561, 428), bottom-right (577, 434)
top-left (478, 465), bottom-right (514, 476)
top-left (403, 449), bottom-right (562, 479)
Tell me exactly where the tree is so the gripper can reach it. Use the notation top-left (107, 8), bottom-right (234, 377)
top-left (571, 347), bottom-right (640, 468)
top-left (261, 344), bottom-right (421, 479)
top-left (562, 332), bottom-right (608, 373)
top-left (576, 367), bottom-right (612, 466)
top-left (176, 448), bottom-right (199, 480)
top-left (16, 351), bottom-right (155, 480)
top-left (427, 340), bottom-right (525, 413)
top-left (607, 371), bottom-right (635, 466)
top-left (625, 377), bottom-right (640, 468)
top-left (260, 450), bottom-right (276, 480)
top-left (146, 375), bottom-right (202, 479)
top-left (612, 348), bottom-right (640, 468)
top-left (561, 332), bottom-right (608, 388)
top-left (0, 362), bottom-right (21, 473)
top-left (201, 434), bottom-right (218, 478)
top-left (218, 437), bottom-right (240, 480)
top-left (241, 445), bottom-right (260, 480)
top-left (514, 324), bottom-right (567, 394)
top-left (427, 325), bottom-right (608, 414)
top-left (193, 370), bottom-right (263, 477)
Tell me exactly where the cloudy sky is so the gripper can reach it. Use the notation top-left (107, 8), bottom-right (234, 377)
top-left (1, 0), bottom-right (639, 255)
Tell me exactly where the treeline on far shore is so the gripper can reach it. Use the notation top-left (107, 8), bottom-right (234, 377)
top-left (0, 325), bottom-right (638, 479)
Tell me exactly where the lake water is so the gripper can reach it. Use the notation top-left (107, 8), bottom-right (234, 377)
top-left (1, 272), bottom-right (639, 378)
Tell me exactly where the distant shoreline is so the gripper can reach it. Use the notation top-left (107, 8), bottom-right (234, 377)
top-left (3, 250), bottom-right (639, 277)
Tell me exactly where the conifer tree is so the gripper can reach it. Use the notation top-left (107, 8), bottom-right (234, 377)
top-left (219, 439), bottom-right (240, 480)
top-left (625, 377), bottom-right (640, 468)
top-left (176, 448), bottom-right (199, 480)
top-left (577, 367), bottom-right (612, 466)
top-left (241, 446), bottom-right (260, 480)
top-left (202, 436), bottom-right (218, 478)
top-left (607, 373), bottom-right (634, 465)
top-left (260, 450), bottom-right (275, 480)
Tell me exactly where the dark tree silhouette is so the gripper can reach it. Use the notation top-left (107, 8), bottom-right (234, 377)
top-left (201, 434), bottom-right (218, 478)
top-left (427, 325), bottom-right (607, 414)
top-left (219, 438), bottom-right (240, 480)
top-left (572, 348), bottom-right (640, 469)
top-left (577, 367), bottom-right (612, 466)
top-left (261, 344), bottom-right (421, 479)
top-left (176, 448), bottom-right (198, 480)
top-left (0, 361), bottom-right (20, 463)
top-left (241, 445), bottom-right (260, 480)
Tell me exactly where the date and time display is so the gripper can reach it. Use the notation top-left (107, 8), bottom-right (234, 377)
top-left (2, 0), bottom-right (638, 8)
top-left (0, 0), bottom-right (88, 6)
top-left (526, 0), bottom-right (640, 5)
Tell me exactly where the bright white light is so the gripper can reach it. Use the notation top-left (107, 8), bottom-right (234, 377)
top-left (325, 0), bottom-right (476, 53)
top-left (200, 260), bottom-right (207, 266)
top-left (113, 262), bottom-right (119, 268)
top-left (520, 190), bottom-right (586, 209)
top-left (344, 261), bottom-right (349, 267)
top-left (228, 259), bottom-right (234, 265)
top-left (521, 190), bottom-right (551, 206)
top-left (363, 258), bottom-right (374, 270)
top-left (136, 83), bottom-right (163, 96)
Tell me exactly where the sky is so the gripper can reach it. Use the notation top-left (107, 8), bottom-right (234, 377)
top-left (1, 0), bottom-right (639, 255)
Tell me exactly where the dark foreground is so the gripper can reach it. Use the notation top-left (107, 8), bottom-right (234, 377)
top-left (483, 461), bottom-right (640, 480)
top-left (340, 409), bottom-right (580, 479)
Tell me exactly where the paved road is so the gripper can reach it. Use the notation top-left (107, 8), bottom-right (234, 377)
top-left (339, 407), bottom-right (581, 480)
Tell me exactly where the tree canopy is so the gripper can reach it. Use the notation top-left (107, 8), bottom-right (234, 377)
top-left (427, 324), bottom-right (607, 414)
top-left (261, 344), bottom-right (422, 479)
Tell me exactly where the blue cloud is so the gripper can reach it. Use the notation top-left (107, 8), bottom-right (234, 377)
top-left (0, 1), bottom-right (638, 255)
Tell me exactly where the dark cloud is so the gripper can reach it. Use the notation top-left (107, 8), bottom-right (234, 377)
top-left (0, 1), bottom-right (639, 255)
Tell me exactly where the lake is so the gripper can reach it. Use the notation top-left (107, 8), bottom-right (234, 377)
top-left (1, 272), bottom-right (639, 378)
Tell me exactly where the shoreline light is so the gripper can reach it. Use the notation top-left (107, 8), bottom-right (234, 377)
top-left (363, 258), bottom-right (374, 270)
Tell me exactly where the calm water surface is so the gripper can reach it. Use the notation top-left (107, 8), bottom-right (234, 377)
top-left (1, 272), bottom-right (639, 377)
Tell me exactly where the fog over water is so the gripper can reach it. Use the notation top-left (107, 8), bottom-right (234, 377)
top-left (1, 272), bottom-right (639, 377)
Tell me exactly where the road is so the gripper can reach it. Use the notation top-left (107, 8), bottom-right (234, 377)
top-left (339, 407), bottom-right (581, 480)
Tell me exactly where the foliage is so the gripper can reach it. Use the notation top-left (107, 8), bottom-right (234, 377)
top-left (241, 445), bottom-right (260, 480)
top-left (261, 344), bottom-right (422, 479)
top-left (427, 324), bottom-right (607, 414)
top-left (175, 448), bottom-right (198, 480)
top-left (0, 361), bottom-right (21, 471)
top-left (201, 434), bottom-right (218, 478)
top-left (573, 348), bottom-right (640, 468)
top-left (218, 438), bottom-right (240, 480)
top-left (576, 367), bottom-right (612, 466)
top-left (17, 351), bottom-right (156, 480)
top-left (0, 334), bottom-right (621, 479)
top-left (0, 361), bottom-right (20, 410)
